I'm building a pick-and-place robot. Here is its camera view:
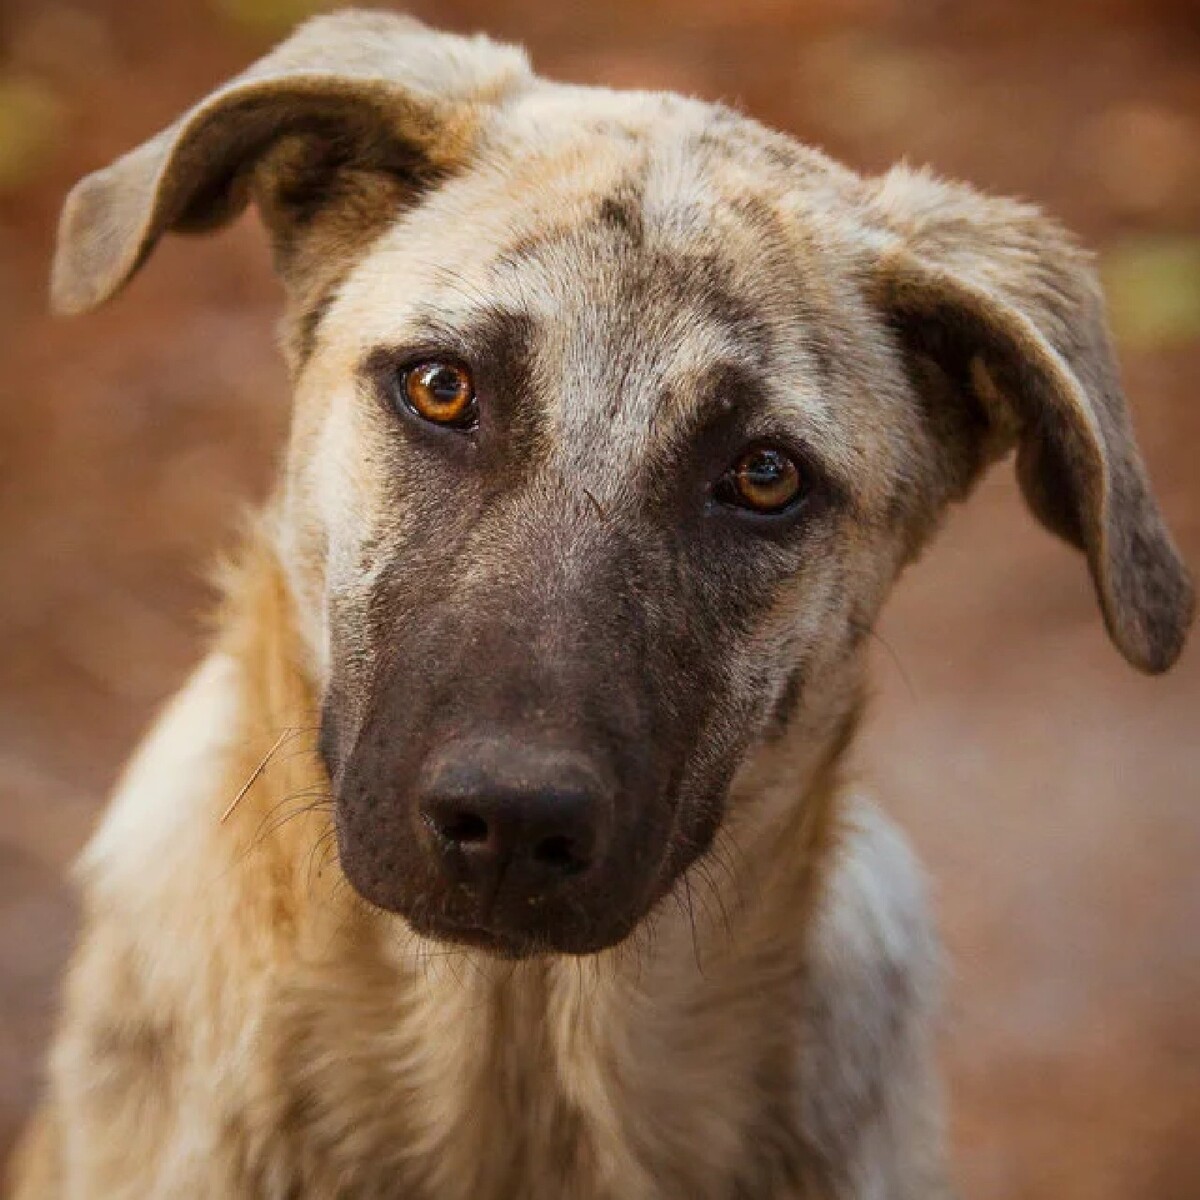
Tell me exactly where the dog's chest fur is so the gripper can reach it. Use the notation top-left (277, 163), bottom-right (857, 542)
top-left (261, 943), bottom-right (809, 1200)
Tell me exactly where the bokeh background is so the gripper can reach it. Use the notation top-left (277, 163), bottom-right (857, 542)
top-left (1, 0), bottom-right (1197, 1196)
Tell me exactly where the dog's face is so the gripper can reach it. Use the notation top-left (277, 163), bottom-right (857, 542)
top-left (286, 105), bottom-right (919, 953)
top-left (53, 13), bottom-right (1192, 956)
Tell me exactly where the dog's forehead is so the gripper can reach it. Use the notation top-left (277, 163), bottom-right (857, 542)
top-left (332, 85), bottom-right (860, 335)
top-left (326, 88), bottom-right (888, 493)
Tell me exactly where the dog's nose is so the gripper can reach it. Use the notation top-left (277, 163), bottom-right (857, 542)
top-left (422, 786), bottom-right (597, 880)
top-left (418, 743), bottom-right (612, 894)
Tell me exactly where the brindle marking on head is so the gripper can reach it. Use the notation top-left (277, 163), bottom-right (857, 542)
top-left (597, 184), bottom-right (646, 245)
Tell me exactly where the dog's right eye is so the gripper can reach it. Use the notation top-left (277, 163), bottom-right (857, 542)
top-left (398, 360), bottom-right (478, 430)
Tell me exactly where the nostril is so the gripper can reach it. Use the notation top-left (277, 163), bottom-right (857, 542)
top-left (437, 811), bottom-right (489, 846)
top-left (532, 834), bottom-right (589, 875)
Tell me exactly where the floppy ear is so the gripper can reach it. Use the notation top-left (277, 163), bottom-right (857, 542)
top-left (869, 166), bottom-right (1192, 674)
top-left (50, 9), bottom-right (530, 317)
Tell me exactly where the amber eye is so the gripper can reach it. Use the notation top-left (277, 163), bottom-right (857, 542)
top-left (401, 360), bottom-right (477, 429)
top-left (717, 445), bottom-right (804, 514)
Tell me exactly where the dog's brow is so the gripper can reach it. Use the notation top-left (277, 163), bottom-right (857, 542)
top-left (362, 305), bottom-right (533, 366)
top-left (649, 358), bottom-right (852, 507)
top-left (495, 173), bottom-right (649, 268)
top-left (674, 359), bottom-right (770, 431)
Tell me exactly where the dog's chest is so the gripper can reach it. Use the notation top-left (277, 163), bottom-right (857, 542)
top-left (261, 949), bottom-right (806, 1200)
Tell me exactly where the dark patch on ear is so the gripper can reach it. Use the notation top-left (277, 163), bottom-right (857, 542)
top-left (266, 135), bottom-right (447, 369)
top-left (1015, 431), bottom-right (1085, 548)
top-left (253, 120), bottom-right (433, 264)
top-left (884, 310), bottom-right (995, 520)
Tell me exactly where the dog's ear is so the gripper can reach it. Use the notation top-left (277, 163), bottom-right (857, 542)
top-left (50, 10), bottom-right (530, 316)
top-left (868, 166), bottom-right (1192, 674)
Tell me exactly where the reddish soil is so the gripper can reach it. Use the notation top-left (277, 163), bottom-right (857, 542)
top-left (1, 2), bottom-right (1197, 1196)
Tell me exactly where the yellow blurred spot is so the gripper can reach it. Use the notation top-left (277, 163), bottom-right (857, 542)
top-left (1102, 236), bottom-right (1200, 352)
top-left (0, 75), bottom-right (64, 191)
top-left (8, 4), bottom-right (117, 85)
top-left (796, 34), bottom-right (949, 142)
top-left (211, 0), bottom-right (331, 37)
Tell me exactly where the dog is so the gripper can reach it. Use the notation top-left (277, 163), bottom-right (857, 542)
top-left (9, 10), bottom-right (1192, 1199)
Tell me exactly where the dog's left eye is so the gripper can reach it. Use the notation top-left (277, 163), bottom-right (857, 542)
top-left (399, 360), bottom-right (478, 430)
top-left (714, 444), bottom-right (804, 515)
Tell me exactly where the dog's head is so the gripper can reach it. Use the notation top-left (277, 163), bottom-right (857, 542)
top-left (53, 12), bottom-right (1192, 955)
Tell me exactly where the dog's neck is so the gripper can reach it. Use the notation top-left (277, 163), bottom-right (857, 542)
top-left (216, 530), bottom-right (864, 1192)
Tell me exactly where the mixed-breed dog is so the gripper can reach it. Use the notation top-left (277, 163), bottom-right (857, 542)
top-left (9, 10), bottom-right (1192, 1199)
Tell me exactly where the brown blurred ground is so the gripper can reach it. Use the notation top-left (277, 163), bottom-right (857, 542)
top-left (1, 1), bottom-right (1197, 1196)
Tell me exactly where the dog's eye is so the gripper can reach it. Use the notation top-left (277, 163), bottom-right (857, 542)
top-left (715, 445), bottom-right (804, 515)
top-left (400, 361), bottom-right (477, 429)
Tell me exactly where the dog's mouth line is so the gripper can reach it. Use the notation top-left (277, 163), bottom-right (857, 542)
top-left (407, 912), bottom-right (560, 959)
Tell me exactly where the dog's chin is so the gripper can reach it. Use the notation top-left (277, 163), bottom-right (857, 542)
top-left (401, 906), bottom-right (638, 959)
top-left (336, 853), bottom-right (647, 957)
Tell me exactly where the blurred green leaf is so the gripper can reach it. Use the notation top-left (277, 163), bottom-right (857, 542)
top-left (1102, 235), bottom-right (1200, 351)
top-left (211, 0), bottom-right (330, 37)
top-left (0, 75), bottom-right (64, 192)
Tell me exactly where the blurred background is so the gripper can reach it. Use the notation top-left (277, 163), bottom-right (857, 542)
top-left (0, 0), bottom-right (1197, 1196)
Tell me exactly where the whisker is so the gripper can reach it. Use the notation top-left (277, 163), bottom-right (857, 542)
top-left (693, 856), bottom-right (734, 945)
top-left (681, 870), bottom-right (704, 975)
top-left (305, 826), bottom-right (340, 890)
top-left (243, 790), bottom-right (334, 856)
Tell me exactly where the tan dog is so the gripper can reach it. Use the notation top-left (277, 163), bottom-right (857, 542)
top-left (10, 11), bottom-right (1193, 1199)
